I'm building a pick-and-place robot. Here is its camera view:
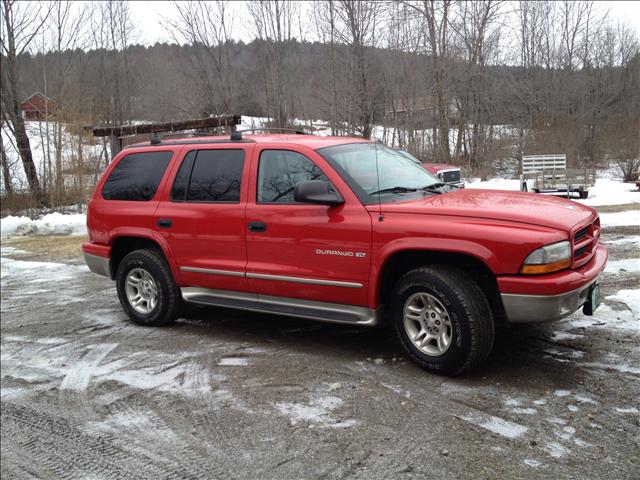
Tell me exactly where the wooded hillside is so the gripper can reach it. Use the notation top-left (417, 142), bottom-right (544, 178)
top-left (2, 0), bottom-right (639, 205)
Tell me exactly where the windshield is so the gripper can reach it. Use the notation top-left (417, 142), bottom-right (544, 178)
top-left (318, 143), bottom-right (442, 204)
top-left (395, 149), bottom-right (422, 165)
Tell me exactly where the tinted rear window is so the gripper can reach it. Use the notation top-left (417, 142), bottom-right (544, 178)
top-left (102, 151), bottom-right (172, 201)
top-left (171, 149), bottom-right (244, 202)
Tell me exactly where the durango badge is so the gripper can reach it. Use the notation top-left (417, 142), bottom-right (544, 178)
top-left (315, 249), bottom-right (367, 258)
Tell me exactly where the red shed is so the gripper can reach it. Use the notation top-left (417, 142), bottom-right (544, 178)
top-left (20, 92), bottom-right (58, 121)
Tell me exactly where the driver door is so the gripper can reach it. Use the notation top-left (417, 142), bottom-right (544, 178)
top-left (245, 146), bottom-right (372, 306)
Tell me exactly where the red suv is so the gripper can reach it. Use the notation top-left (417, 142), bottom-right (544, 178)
top-left (83, 133), bottom-right (607, 375)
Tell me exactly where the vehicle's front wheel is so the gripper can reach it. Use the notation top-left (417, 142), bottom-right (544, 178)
top-left (116, 249), bottom-right (180, 326)
top-left (391, 266), bottom-right (494, 376)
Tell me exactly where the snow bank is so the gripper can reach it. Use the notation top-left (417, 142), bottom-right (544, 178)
top-left (1, 212), bottom-right (86, 237)
top-left (0, 216), bottom-right (32, 237)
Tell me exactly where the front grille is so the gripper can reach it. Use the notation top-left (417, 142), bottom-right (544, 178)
top-left (575, 245), bottom-right (588, 257)
top-left (572, 218), bottom-right (600, 266)
top-left (441, 170), bottom-right (460, 183)
top-left (574, 226), bottom-right (588, 243)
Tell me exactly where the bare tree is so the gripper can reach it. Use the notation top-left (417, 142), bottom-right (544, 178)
top-left (335, 0), bottom-right (381, 138)
top-left (0, 125), bottom-right (14, 196)
top-left (164, 1), bottom-right (234, 116)
top-left (90, 1), bottom-right (138, 125)
top-left (248, 0), bottom-right (299, 128)
top-left (450, 0), bottom-right (504, 175)
top-left (41, 0), bottom-right (91, 204)
top-left (312, 0), bottom-right (340, 135)
top-left (403, 0), bottom-right (454, 161)
top-left (0, 0), bottom-right (49, 197)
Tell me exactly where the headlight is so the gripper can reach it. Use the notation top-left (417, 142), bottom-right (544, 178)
top-left (520, 240), bottom-right (571, 275)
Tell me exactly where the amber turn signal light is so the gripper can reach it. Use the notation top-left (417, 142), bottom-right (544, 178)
top-left (520, 258), bottom-right (571, 275)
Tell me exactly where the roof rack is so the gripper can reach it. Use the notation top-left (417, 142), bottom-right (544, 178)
top-left (238, 127), bottom-right (308, 135)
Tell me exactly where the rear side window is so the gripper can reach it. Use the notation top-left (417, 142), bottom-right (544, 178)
top-left (171, 149), bottom-right (244, 203)
top-left (102, 151), bottom-right (172, 201)
top-left (257, 150), bottom-right (329, 203)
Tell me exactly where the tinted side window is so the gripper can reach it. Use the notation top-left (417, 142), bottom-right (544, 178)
top-left (102, 151), bottom-right (172, 201)
top-left (173, 149), bottom-right (244, 202)
top-left (170, 151), bottom-right (196, 200)
top-left (257, 150), bottom-right (329, 203)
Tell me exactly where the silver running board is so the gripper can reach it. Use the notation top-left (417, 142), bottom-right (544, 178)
top-left (180, 287), bottom-right (380, 326)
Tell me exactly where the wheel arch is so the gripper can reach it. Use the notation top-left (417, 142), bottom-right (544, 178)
top-left (109, 232), bottom-right (179, 282)
top-left (375, 249), bottom-right (507, 327)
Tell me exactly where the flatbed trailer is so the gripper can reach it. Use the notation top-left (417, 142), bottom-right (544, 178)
top-left (520, 154), bottom-right (596, 199)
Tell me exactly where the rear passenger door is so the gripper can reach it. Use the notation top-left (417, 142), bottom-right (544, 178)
top-left (154, 146), bottom-right (252, 292)
top-left (91, 149), bottom-right (174, 244)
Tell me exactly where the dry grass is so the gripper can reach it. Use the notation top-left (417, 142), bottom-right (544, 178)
top-left (2, 235), bottom-right (87, 263)
top-left (592, 203), bottom-right (640, 214)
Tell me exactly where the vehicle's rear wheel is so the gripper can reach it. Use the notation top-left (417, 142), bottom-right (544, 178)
top-left (391, 266), bottom-right (494, 376)
top-left (116, 249), bottom-right (180, 326)
top-left (579, 190), bottom-right (589, 199)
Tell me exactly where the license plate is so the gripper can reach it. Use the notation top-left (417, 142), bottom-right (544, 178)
top-left (583, 283), bottom-right (600, 315)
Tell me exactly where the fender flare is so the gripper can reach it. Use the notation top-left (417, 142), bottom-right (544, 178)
top-left (369, 237), bottom-right (500, 308)
top-left (108, 227), bottom-right (182, 283)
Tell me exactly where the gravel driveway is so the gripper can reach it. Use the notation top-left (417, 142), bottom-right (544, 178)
top-left (1, 222), bottom-right (638, 479)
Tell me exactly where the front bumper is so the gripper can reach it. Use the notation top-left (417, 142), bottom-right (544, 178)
top-left (501, 276), bottom-right (598, 323)
top-left (499, 243), bottom-right (607, 323)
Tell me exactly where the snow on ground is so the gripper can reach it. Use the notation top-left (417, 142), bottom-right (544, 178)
top-left (579, 179), bottom-right (639, 207)
top-left (604, 258), bottom-right (640, 275)
top-left (599, 210), bottom-right (640, 228)
top-left (466, 178), bottom-right (521, 191)
top-left (467, 176), bottom-right (639, 207)
top-left (562, 302), bottom-right (639, 332)
top-left (0, 212), bottom-right (86, 237)
top-left (605, 290), bottom-right (640, 319)
top-left (275, 393), bottom-right (357, 428)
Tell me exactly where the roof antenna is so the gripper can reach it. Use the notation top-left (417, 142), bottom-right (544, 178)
top-left (374, 137), bottom-right (383, 222)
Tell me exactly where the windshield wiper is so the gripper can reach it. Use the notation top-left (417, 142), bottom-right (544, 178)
top-left (370, 186), bottom-right (418, 195)
top-left (419, 183), bottom-right (449, 194)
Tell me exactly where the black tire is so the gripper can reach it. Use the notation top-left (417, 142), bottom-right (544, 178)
top-left (579, 190), bottom-right (589, 199)
top-left (115, 249), bottom-right (181, 326)
top-left (391, 266), bottom-right (494, 376)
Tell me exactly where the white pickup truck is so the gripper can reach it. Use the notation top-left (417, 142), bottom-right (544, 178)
top-left (520, 154), bottom-right (596, 199)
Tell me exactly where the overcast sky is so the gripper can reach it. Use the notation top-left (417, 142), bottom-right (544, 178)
top-left (128, 0), bottom-right (640, 46)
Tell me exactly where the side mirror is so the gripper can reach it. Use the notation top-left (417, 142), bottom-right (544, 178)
top-left (294, 180), bottom-right (344, 207)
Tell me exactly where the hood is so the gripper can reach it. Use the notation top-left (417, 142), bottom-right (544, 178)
top-left (376, 189), bottom-right (597, 231)
top-left (422, 163), bottom-right (459, 173)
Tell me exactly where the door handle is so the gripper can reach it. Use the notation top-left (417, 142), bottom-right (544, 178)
top-left (156, 219), bottom-right (172, 229)
top-left (248, 221), bottom-right (267, 233)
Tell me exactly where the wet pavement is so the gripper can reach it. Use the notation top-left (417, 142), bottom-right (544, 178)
top-left (1, 227), bottom-right (638, 479)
